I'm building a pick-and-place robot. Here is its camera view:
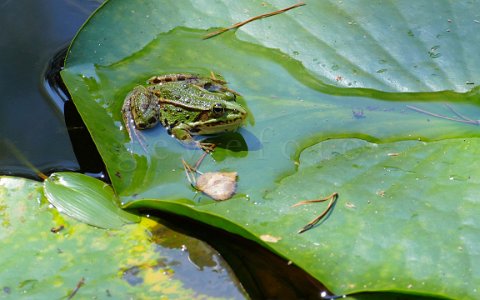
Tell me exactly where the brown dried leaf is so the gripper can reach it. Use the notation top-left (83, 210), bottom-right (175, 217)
top-left (196, 172), bottom-right (237, 201)
top-left (260, 234), bottom-right (282, 243)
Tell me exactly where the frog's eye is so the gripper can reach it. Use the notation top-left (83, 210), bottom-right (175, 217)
top-left (212, 103), bottom-right (225, 116)
top-left (203, 82), bottom-right (213, 91)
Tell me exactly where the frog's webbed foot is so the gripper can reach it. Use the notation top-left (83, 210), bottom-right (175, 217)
top-left (206, 72), bottom-right (241, 95)
top-left (197, 141), bottom-right (216, 153)
top-left (180, 140), bottom-right (216, 153)
top-left (184, 79), bottom-right (240, 101)
top-left (203, 83), bottom-right (240, 97)
top-left (171, 126), bottom-right (216, 153)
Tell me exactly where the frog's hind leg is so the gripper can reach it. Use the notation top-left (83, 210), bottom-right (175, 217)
top-left (147, 74), bottom-right (199, 85)
top-left (148, 73), bottom-right (240, 97)
top-left (187, 77), bottom-right (240, 97)
top-left (204, 83), bottom-right (240, 97)
top-left (170, 125), bottom-right (217, 153)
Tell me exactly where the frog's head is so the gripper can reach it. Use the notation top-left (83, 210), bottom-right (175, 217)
top-left (129, 86), bottom-right (160, 129)
top-left (193, 100), bottom-right (247, 135)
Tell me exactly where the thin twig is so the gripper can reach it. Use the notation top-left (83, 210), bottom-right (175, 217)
top-left (444, 103), bottom-right (473, 122)
top-left (182, 152), bottom-right (209, 186)
top-left (203, 2), bottom-right (306, 39)
top-left (182, 159), bottom-right (197, 185)
top-left (194, 152), bottom-right (209, 170)
top-left (293, 192), bottom-right (339, 234)
top-left (292, 193), bottom-right (336, 207)
top-left (4, 139), bottom-right (48, 180)
top-left (67, 277), bottom-right (85, 300)
top-left (406, 105), bottom-right (480, 125)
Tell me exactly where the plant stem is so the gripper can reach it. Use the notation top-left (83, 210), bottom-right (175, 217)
top-left (203, 2), bottom-right (306, 39)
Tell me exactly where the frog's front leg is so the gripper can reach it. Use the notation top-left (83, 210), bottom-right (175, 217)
top-left (171, 125), bottom-right (215, 152)
top-left (121, 93), bottom-right (135, 141)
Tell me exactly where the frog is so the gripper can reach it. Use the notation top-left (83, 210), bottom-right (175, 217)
top-left (122, 73), bottom-right (247, 152)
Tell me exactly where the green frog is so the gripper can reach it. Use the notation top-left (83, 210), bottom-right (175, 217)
top-left (122, 74), bottom-right (247, 152)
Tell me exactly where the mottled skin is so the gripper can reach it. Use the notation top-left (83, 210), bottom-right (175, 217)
top-left (122, 74), bottom-right (247, 151)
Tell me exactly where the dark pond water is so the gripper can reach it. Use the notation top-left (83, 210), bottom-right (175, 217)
top-left (0, 0), bottom-right (103, 178)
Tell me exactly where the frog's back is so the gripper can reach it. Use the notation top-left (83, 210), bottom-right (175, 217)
top-left (149, 83), bottom-right (205, 129)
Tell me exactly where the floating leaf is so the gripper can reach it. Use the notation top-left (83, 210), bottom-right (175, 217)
top-left (44, 172), bottom-right (139, 229)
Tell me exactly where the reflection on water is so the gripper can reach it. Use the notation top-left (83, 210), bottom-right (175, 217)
top-left (148, 222), bottom-right (247, 298)
top-left (0, 0), bottom-right (103, 178)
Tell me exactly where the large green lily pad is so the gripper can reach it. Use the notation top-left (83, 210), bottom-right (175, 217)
top-left (0, 176), bottom-right (246, 299)
top-left (61, 0), bottom-right (480, 298)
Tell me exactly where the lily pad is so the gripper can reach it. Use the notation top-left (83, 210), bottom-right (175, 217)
top-left (0, 176), bottom-right (246, 299)
top-left (61, 0), bottom-right (480, 298)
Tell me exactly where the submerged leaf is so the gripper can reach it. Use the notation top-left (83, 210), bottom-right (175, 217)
top-left (0, 176), bottom-right (247, 299)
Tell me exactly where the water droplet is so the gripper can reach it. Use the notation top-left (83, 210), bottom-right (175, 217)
top-left (428, 45), bottom-right (441, 58)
